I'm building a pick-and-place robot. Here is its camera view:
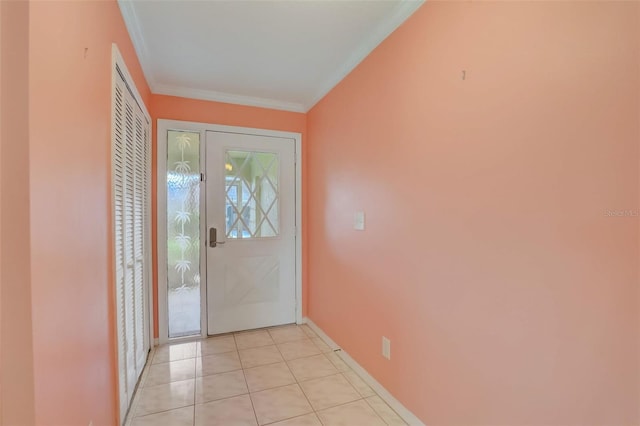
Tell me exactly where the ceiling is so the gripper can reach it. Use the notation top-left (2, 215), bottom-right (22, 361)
top-left (118, 0), bottom-right (424, 112)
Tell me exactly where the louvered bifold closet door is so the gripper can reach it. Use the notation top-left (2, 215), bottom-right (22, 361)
top-left (123, 93), bottom-right (138, 398)
top-left (113, 65), bottom-right (151, 421)
top-left (133, 110), bottom-right (147, 375)
top-left (143, 123), bottom-right (151, 349)
top-left (113, 77), bottom-right (129, 415)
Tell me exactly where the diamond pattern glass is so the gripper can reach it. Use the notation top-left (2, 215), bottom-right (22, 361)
top-left (225, 151), bottom-right (279, 239)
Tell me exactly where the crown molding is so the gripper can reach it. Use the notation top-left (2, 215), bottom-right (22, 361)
top-left (119, 0), bottom-right (423, 114)
top-left (303, 0), bottom-right (425, 112)
top-left (153, 84), bottom-right (306, 113)
top-left (119, 0), bottom-right (304, 112)
top-left (118, 0), bottom-right (157, 88)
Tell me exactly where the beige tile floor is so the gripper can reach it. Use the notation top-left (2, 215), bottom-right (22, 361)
top-left (126, 324), bottom-right (407, 426)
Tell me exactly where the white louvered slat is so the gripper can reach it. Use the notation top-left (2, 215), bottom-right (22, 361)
top-left (142, 122), bottom-right (151, 356)
top-left (113, 78), bottom-right (129, 415)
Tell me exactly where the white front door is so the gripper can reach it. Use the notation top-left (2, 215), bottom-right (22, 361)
top-left (205, 131), bottom-right (296, 335)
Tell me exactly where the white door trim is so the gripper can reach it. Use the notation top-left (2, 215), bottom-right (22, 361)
top-left (157, 119), bottom-right (303, 345)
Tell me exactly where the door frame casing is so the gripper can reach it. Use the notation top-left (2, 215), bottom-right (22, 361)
top-left (157, 119), bottom-right (303, 344)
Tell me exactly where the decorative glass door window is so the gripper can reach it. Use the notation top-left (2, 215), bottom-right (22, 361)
top-left (166, 130), bottom-right (201, 338)
top-left (225, 150), bottom-right (279, 239)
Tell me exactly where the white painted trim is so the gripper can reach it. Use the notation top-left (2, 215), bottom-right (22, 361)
top-left (199, 128), bottom-right (208, 339)
top-left (146, 120), bottom-right (155, 353)
top-left (304, 317), bottom-right (426, 426)
top-left (294, 134), bottom-right (303, 325)
top-left (154, 84), bottom-right (306, 114)
top-left (300, 318), bottom-right (341, 352)
top-left (156, 121), bottom-right (169, 345)
top-left (157, 119), bottom-right (303, 342)
top-left (112, 45), bottom-right (151, 121)
top-left (117, 0), bottom-right (157, 89)
top-left (304, 0), bottom-right (424, 111)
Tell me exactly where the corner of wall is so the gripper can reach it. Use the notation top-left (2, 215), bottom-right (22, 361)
top-left (0, 0), bottom-right (36, 424)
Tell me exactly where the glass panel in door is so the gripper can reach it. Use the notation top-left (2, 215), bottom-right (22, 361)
top-left (225, 150), bottom-right (280, 239)
top-left (166, 130), bottom-right (201, 338)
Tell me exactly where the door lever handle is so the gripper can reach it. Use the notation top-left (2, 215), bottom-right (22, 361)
top-left (209, 227), bottom-right (226, 248)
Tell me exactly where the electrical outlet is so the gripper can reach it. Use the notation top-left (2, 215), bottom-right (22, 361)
top-left (354, 211), bottom-right (365, 230)
top-left (382, 336), bottom-right (391, 360)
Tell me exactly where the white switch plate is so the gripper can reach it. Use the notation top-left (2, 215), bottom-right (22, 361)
top-left (382, 336), bottom-right (391, 359)
top-left (354, 211), bottom-right (365, 230)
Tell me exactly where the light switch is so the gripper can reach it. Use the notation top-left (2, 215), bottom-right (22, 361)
top-left (354, 211), bottom-right (365, 230)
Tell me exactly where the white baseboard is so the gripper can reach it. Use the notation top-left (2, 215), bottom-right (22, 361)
top-left (303, 317), bottom-right (425, 426)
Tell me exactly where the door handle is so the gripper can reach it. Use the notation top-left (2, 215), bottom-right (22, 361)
top-left (209, 227), bottom-right (226, 248)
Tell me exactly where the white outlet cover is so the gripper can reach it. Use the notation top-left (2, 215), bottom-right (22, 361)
top-left (382, 336), bottom-right (391, 359)
top-left (354, 211), bottom-right (365, 230)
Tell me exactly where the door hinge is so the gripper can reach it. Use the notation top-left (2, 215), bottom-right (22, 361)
top-left (200, 173), bottom-right (206, 182)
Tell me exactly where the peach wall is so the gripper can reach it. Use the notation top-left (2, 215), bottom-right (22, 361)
top-left (0, 2), bottom-right (2, 419)
top-left (307, 2), bottom-right (640, 424)
top-left (29, 1), bottom-right (150, 424)
top-left (1, 1), bottom-right (35, 424)
top-left (1, 0), bottom-right (2, 418)
top-left (0, 2), bottom-right (2, 418)
top-left (150, 95), bottom-right (307, 338)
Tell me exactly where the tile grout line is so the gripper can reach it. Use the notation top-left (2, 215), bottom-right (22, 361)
top-left (327, 353), bottom-right (403, 424)
top-left (238, 370), bottom-right (358, 400)
top-left (279, 329), bottom-right (388, 425)
top-left (290, 350), bottom-right (338, 374)
top-left (304, 328), bottom-right (405, 425)
top-left (313, 397), bottom-right (370, 423)
top-left (134, 331), bottom-right (252, 422)
top-left (128, 348), bottom-right (158, 423)
top-left (276, 332), bottom-right (357, 425)
top-left (267, 331), bottom-right (318, 425)
top-left (192, 385), bottom-right (256, 406)
top-left (151, 339), bottom-right (199, 365)
top-left (133, 402), bottom-right (195, 420)
top-left (235, 334), bottom-right (261, 426)
top-left (146, 325), bottom-right (398, 425)
top-left (285, 341), bottom-right (381, 423)
top-left (363, 396), bottom-right (398, 426)
top-left (269, 327), bottom-right (319, 425)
